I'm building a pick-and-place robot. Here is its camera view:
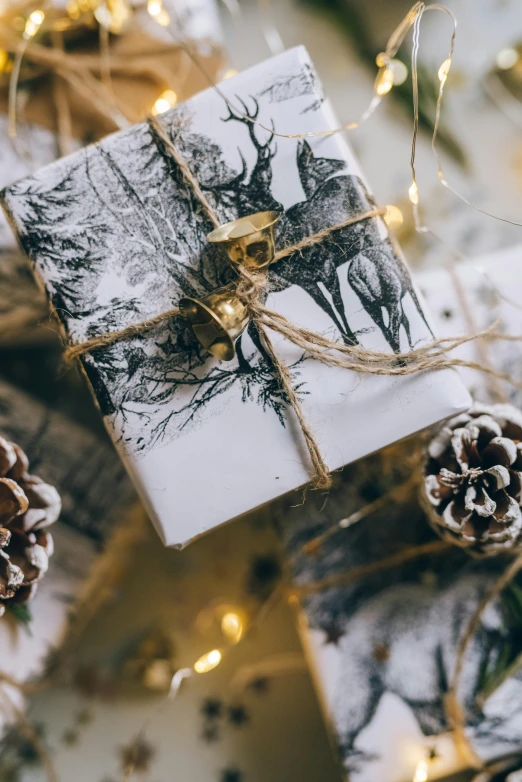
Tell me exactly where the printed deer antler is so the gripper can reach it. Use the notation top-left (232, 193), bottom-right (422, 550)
top-left (218, 96), bottom-right (281, 214)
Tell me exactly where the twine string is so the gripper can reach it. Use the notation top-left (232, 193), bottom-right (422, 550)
top-left (444, 554), bottom-right (522, 765)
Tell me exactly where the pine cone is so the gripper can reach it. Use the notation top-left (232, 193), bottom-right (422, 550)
top-left (423, 403), bottom-right (522, 556)
top-left (0, 437), bottom-right (61, 615)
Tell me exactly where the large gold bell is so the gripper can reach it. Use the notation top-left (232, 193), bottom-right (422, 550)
top-left (179, 290), bottom-right (249, 362)
top-left (207, 211), bottom-right (280, 270)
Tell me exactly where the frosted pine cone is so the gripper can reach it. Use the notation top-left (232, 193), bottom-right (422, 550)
top-left (423, 403), bottom-right (522, 556)
top-left (0, 437), bottom-right (61, 615)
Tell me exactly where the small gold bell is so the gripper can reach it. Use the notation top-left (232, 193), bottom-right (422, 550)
top-left (179, 290), bottom-right (249, 362)
top-left (207, 211), bottom-right (280, 270)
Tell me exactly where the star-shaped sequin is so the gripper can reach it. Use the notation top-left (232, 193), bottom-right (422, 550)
top-left (228, 705), bottom-right (249, 727)
top-left (248, 677), bottom-right (269, 695)
top-left (119, 738), bottom-right (155, 773)
top-left (201, 724), bottom-right (220, 743)
top-left (61, 729), bottom-right (79, 747)
top-left (220, 768), bottom-right (243, 782)
top-left (201, 698), bottom-right (223, 720)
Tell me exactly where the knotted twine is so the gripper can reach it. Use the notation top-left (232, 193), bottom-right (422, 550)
top-left (62, 113), bottom-right (522, 491)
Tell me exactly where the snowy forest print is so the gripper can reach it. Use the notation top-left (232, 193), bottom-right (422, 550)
top-left (2, 55), bottom-right (433, 460)
top-left (278, 457), bottom-right (522, 780)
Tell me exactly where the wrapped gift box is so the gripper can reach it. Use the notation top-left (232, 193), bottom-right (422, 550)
top-left (417, 244), bottom-right (522, 407)
top-left (277, 458), bottom-right (522, 782)
top-left (1, 46), bottom-right (470, 547)
top-left (277, 245), bottom-right (522, 782)
top-left (0, 379), bottom-right (139, 725)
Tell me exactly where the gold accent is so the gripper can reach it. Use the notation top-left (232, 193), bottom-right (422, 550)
top-left (207, 210), bottom-right (280, 269)
top-left (179, 290), bottom-right (249, 361)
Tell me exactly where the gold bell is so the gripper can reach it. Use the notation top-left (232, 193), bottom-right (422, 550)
top-left (179, 290), bottom-right (249, 362)
top-left (207, 210), bottom-right (280, 270)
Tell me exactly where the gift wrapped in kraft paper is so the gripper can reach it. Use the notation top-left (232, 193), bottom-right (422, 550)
top-left (1, 47), bottom-right (471, 547)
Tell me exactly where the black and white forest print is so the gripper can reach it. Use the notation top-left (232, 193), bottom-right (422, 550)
top-left (1, 49), bottom-right (435, 461)
top-left (277, 457), bottom-right (522, 781)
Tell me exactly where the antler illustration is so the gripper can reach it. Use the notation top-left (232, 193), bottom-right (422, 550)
top-left (213, 96), bottom-right (281, 215)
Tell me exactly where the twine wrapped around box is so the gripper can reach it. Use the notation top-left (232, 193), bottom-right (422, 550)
top-left (58, 114), bottom-right (522, 491)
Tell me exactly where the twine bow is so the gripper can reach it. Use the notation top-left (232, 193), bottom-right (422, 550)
top-left (61, 114), bottom-right (522, 490)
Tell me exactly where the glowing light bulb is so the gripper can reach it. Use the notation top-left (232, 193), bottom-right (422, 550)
top-left (152, 89), bottom-right (178, 115)
top-left (375, 52), bottom-right (388, 68)
top-left (66, 0), bottom-right (81, 19)
top-left (24, 9), bottom-right (45, 38)
top-left (384, 204), bottom-right (404, 230)
top-left (221, 612), bottom-right (243, 642)
top-left (438, 58), bottom-right (451, 85)
top-left (155, 9), bottom-right (170, 25)
top-left (194, 649), bottom-right (222, 674)
top-left (496, 47), bottom-right (519, 70)
top-left (408, 181), bottom-right (419, 205)
top-left (375, 67), bottom-right (394, 96)
top-left (147, 0), bottom-right (169, 24)
top-left (222, 68), bottom-right (238, 80)
top-left (148, 0), bottom-right (161, 14)
top-left (413, 760), bottom-right (429, 782)
top-left (389, 58), bottom-right (408, 86)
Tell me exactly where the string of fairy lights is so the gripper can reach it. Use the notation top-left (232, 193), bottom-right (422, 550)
top-left (2, 1), bottom-right (522, 780)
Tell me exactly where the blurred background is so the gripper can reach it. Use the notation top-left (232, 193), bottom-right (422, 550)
top-left (2, 0), bottom-right (522, 780)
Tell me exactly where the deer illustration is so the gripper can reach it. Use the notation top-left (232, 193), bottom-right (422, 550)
top-left (348, 246), bottom-right (433, 352)
top-left (204, 98), bottom-right (433, 353)
top-left (204, 97), bottom-right (282, 216)
top-left (296, 139), bottom-right (346, 198)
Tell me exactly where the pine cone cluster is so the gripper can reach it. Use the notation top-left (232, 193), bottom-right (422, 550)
top-left (423, 403), bottom-right (522, 556)
top-left (0, 437), bottom-right (61, 614)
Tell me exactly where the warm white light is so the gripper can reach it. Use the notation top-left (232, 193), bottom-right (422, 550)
top-left (496, 47), bottom-right (519, 70)
top-left (152, 89), bottom-right (178, 115)
top-left (222, 68), bottom-right (238, 80)
top-left (389, 58), bottom-right (408, 86)
top-left (194, 649), bottom-right (222, 674)
top-left (24, 9), bottom-right (45, 38)
top-left (408, 181), bottom-right (419, 205)
top-left (384, 204), bottom-right (404, 230)
top-left (156, 9), bottom-right (170, 25)
top-left (147, 0), bottom-right (162, 15)
top-left (0, 50), bottom-right (8, 72)
top-left (221, 612), bottom-right (243, 642)
top-left (438, 58), bottom-right (451, 84)
top-left (375, 67), bottom-right (394, 96)
top-left (413, 760), bottom-right (429, 782)
top-left (143, 659), bottom-right (173, 690)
